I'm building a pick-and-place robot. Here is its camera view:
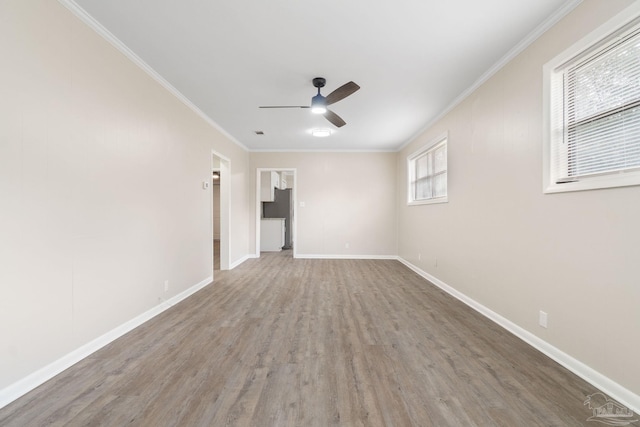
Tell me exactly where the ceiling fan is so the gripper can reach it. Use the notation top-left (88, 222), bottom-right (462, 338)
top-left (259, 77), bottom-right (360, 128)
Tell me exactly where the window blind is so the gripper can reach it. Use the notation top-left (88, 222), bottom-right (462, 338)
top-left (560, 26), bottom-right (640, 181)
top-left (411, 141), bottom-right (447, 201)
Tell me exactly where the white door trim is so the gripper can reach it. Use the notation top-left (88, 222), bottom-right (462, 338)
top-left (256, 168), bottom-right (297, 258)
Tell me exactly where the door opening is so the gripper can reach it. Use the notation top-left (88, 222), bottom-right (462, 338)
top-left (212, 152), bottom-right (230, 277)
top-left (212, 168), bottom-right (221, 271)
top-left (256, 168), bottom-right (296, 258)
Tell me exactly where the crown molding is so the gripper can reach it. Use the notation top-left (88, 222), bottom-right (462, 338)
top-left (396, 0), bottom-right (583, 152)
top-left (57, 0), bottom-right (249, 152)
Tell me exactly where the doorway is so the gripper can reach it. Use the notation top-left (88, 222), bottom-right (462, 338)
top-left (212, 152), bottom-right (230, 278)
top-left (212, 168), bottom-right (221, 271)
top-left (256, 168), bottom-right (296, 258)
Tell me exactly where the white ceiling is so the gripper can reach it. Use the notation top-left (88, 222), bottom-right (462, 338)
top-left (71, 0), bottom-right (576, 152)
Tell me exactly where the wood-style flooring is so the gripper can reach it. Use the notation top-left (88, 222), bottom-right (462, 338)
top-left (1, 252), bottom-right (636, 426)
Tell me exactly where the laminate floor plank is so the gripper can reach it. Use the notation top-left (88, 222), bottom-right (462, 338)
top-left (1, 254), bottom-right (637, 426)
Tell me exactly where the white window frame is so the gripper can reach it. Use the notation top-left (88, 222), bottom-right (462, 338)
top-left (407, 132), bottom-right (448, 206)
top-left (543, 3), bottom-right (640, 194)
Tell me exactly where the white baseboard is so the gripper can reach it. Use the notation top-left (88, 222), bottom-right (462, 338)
top-left (229, 254), bottom-right (257, 269)
top-left (5, 258), bottom-right (638, 414)
top-left (0, 275), bottom-right (213, 410)
top-left (295, 254), bottom-right (399, 260)
top-left (397, 257), bottom-right (640, 413)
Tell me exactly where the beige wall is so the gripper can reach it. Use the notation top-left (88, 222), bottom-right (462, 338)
top-left (3, 0), bottom-right (638, 409)
top-left (397, 0), bottom-right (639, 397)
top-left (251, 152), bottom-right (397, 257)
top-left (0, 0), bottom-right (250, 390)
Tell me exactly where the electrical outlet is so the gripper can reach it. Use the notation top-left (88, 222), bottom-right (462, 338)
top-left (418, 253), bottom-right (421, 260)
top-left (435, 258), bottom-right (438, 267)
top-left (345, 243), bottom-right (350, 249)
top-left (539, 310), bottom-right (548, 328)
top-left (164, 280), bottom-right (169, 292)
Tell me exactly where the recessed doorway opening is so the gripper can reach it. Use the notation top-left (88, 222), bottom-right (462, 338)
top-left (256, 168), bottom-right (297, 258)
top-left (212, 152), bottom-right (230, 278)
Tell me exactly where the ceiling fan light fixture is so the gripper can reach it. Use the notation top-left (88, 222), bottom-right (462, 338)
top-left (311, 128), bottom-right (332, 138)
top-left (259, 78), bottom-right (358, 128)
top-left (310, 94), bottom-right (327, 114)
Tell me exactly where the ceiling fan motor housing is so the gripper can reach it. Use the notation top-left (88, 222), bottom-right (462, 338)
top-left (312, 77), bottom-right (326, 88)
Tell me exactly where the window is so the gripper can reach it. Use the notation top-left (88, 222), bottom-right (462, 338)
top-left (408, 134), bottom-right (447, 205)
top-left (544, 6), bottom-right (640, 193)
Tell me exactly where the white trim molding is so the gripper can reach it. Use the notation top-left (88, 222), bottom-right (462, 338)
top-left (407, 131), bottom-right (448, 206)
top-left (57, 0), bottom-right (248, 152)
top-left (542, 1), bottom-right (640, 194)
top-left (229, 254), bottom-right (258, 270)
top-left (0, 276), bottom-right (213, 410)
top-left (397, 257), bottom-right (640, 413)
top-left (398, 0), bottom-right (583, 152)
top-left (295, 254), bottom-right (399, 260)
top-left (255, 168), bottom-right (298, 259)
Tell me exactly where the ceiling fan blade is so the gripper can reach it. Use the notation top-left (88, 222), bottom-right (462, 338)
top-left (259, 106), bottom-right (310, 109)
top-left (324, 110), bottom-right (346, 128)
top-left (325, 81), bottom-right (360, 105)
